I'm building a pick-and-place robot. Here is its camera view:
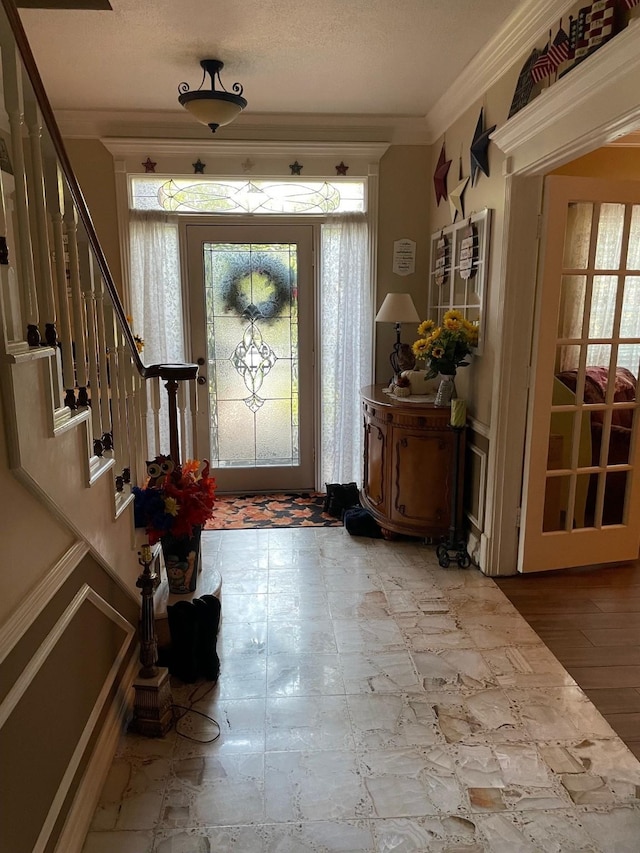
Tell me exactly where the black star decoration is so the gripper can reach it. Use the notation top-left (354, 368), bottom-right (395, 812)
top-left (142, 157), bottom-right (157, 173)
top-left (289, 160), bottom-right (303, 175)
top-left (433, 144), bottom-right (452, 205)
top-left (335, 161), bottom-right (349, 176)
top-left (192, 159), bottom-right (206, 174)
top-left (470, 109), bottom-right (496, 185)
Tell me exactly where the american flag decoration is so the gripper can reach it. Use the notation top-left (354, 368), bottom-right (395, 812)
top-left (530, 44), bottom-right (552, 83)
top-left (548, 22), bottom-right (570, 68)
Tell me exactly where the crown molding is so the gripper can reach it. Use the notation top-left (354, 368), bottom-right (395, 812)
top-left (425, 0), bottom-right (576, 141)
top-left (491, 21), bottom-right (640, 174)
top-left (100, 137), bottom-right (391, 163)
top-left (57, 109), bottom-right (431, 146)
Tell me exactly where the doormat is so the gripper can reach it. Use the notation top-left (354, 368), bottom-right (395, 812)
top-left (204, 492), bottom-right (343, 530)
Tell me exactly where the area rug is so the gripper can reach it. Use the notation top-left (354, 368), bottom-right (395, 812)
top-left (204, 492), bottom-right (343, 530)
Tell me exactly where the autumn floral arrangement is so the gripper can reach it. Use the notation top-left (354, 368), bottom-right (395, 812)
top-left (412, 309), bottom-right (478, 379)
top-left (132, 455), bottom-right (216, 545)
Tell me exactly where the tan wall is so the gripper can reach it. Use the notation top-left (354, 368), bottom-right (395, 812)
top-left (65, 139), bottom-right (124, 297)
top-left (0, 386), bottom-right (74, 624)
top-left (375, 146), bottom-right (430, 383)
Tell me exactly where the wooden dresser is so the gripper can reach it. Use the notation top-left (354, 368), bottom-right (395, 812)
top-left (360, 385), bottom-right (465, 539)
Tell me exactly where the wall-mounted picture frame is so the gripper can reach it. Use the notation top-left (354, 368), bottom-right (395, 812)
top-left (428, 208), bottom-right (492, 355)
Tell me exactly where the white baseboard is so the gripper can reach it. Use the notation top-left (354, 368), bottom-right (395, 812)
top-left (53, 649), bottom-right (139, 853)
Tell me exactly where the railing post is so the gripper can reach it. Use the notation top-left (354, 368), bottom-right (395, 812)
top-left (165, 378), bottom-right (180, 466)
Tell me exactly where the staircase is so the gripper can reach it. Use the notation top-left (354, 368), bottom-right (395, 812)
top-left (0, 2), bottom-right (198, 851)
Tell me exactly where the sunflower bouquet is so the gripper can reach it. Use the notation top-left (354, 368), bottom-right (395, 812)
top-left (412, 309), bottom-right (478, 379)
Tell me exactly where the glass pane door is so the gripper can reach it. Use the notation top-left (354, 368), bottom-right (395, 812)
top-left (186, 224), bottom-right (315, 493)
top-left (520, 177), bottom-right (640, 572)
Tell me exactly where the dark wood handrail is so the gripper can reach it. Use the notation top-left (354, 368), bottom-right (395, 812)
top-left (1, 0), bottom-right (197, 385)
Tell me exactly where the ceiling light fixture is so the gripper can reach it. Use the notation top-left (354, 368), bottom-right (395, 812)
top-left (178, 59), bottom-right (247, 133)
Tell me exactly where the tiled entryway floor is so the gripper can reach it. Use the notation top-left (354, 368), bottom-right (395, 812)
top-left (83, 528), bottom-right (640, 852)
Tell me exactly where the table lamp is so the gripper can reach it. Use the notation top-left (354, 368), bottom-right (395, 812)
top-left (375, 292), bottom-right (420, 378)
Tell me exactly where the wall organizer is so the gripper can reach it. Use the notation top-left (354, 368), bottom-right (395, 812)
top-left (428, 208), bottom-right (492, 355)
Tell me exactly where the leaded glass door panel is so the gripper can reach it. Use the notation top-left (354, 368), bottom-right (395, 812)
top-left (186, 224), bottom-right (315, 492)
top-left (519, 177), bottom-right (640, 572)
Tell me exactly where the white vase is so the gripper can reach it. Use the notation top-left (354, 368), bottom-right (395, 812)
top-left (434, 375), bottom-right (456, 407)
top-left (401, 369), bottom-right (432, 395)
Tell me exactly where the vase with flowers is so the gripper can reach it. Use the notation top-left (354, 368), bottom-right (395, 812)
top-left (133, 456), bottom-right (216, 594)
top-left (412, 310), bottom-right (478, 406)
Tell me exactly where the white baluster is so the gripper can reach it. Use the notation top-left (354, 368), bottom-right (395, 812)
top-left (103, 300), bottom-right (122, 464)
top-left (149, 376), bottom-right (162, 459)
top-left (23, 81), bottom-right (56, 348)
top-left (0, 34), bottom-right (38, 344)
top-left (77, 242), bottom-right (102, 454)
top-left (115, 324), bottom-right (130, 476)
top-left (95, 275), bottom-right (112, 453)
top-left (45, 161), bottom-right (75, 407)
top-left (63, 201), bottom-right (88, 405)
top-left (178, 380), bottom-right (188, 461)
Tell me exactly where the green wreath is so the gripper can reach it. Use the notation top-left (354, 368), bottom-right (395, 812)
top-left (220, 251), bottom-right (292, 320)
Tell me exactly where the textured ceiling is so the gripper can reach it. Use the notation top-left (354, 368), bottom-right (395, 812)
top-left (18, 0), bottom-right (519, 119)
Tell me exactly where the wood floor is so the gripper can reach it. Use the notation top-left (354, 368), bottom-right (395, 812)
top-left (496, 559), bottom-right (640, 760)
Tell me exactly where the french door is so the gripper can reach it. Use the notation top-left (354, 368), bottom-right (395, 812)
top-left (185, 224), bottom-right (315, 493)
top-left (519, 176), bottom-right (640, 572)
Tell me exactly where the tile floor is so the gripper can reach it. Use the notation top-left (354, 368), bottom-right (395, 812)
top-left (83, 528), bottom-right (640, 852)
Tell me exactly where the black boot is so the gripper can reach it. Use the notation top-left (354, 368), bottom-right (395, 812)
top-left (196, 595), bottom-right (221, 682)
top-left (167, 600), bottom-right (199, 683)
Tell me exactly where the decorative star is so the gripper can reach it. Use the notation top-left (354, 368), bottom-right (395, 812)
top-left (192, 158), bottom-right (206, 174)
top-left (289, 160), bottom-right (303, 175)
top-left (470, 108), bottom-right (497, 185)
top-left (335, 161), bottom-right (349, 175)
top-left (433, 144), bottom-right (452, 205)
top-left (142, 157), bottom-right (157, 173)
top-left (449, 176), bottom-right (469, 222)
top-left (241, 158), bottom-right (255, 173)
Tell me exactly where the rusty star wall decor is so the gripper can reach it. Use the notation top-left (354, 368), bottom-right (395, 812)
top-left (335, 161), bottom-right (349, 175)
top-left (433, 144), bottom-right (452, 205)
top-left (142, 157), bottom-right (157, 173)
top-left (289, 160), bottom-right (303, 175)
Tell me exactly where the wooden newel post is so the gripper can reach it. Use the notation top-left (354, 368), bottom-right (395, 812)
top-left (164, 378), bottom-right (181, 467)
top-left (129, 544), bottom-right (173, 737)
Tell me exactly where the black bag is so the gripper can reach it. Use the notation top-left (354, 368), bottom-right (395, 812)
top-left (344, 506), bottom-right (383, 538)
top-left (166, 594), bottom-right (221, 683)
top-left (323, 482), bottom-right (361, 519)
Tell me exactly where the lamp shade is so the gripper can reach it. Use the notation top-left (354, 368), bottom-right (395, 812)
top-left (178, 59), bottom-right (247, 133)
top-left (375, 293), bottom-right (420, 324)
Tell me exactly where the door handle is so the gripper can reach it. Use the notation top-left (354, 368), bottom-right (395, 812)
top-left (196, 357), bottom-right (206, 366)
top-left (197, 375), bottom-right (207, 385)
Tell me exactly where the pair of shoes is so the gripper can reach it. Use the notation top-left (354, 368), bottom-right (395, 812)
top-left (323, 482), bottom-right (361, 519)
top-left (167, 595), bottom-right (221, 683)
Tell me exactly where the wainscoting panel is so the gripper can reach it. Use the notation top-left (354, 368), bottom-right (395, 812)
top-left (0, 578), bottom-right (136, 853)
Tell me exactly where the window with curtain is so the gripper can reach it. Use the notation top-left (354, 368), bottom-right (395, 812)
top-left (129, 210), bottom-right (185, 455)
top-left (559, 201), bottom-right (640, 375)
top-left (320, 214), bottom-right (373, 486)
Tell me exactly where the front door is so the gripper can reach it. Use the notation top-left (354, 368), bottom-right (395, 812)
top-left (185, 224), bottom-right (315, 493)
top-left (519, 176), bottom-right (640, 572)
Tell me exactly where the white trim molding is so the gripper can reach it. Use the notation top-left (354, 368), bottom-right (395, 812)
top-left (0, 584), bottom-right (135, 853)
top-left (491, 20), bottom-right (640, 174)
top-left (0, 540), bottom-right (89, 664)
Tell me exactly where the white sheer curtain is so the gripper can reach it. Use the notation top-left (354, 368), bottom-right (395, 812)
top-left (320, 213), bottom-right (373, 486)
top-left (129, 211), bottom-right (185, 456)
